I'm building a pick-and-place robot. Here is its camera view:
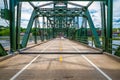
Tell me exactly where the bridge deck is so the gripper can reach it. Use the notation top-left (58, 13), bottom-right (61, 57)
top-left (20, 38), bottom-right (102, 54)
top-left (0, 38), bottom-right (120, 80)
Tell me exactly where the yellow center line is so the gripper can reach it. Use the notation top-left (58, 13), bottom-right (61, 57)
top-left (59, 38), bottom-right (63, 62)
top-left (59, 56), bottom-right (63, 62)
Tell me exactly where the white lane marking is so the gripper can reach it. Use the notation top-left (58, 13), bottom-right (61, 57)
top-left (81, 55), bottom-right (112, 80)
top-left (70, 43), bottom-right (112, 80)
top-left (69, 41), bottom-right (80, 52)
top-left (10, 55), bottom-right (40, 80)
top-left (10, 41), bottom-right (54, 80)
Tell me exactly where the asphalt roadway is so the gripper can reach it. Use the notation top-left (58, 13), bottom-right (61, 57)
top-left (0, 38), bottom-right (120, 80)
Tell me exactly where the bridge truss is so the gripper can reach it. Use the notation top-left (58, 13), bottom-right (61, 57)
top-left (1, 0), bottom-right (119, 56)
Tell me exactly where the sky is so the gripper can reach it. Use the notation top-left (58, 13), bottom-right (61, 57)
top-left (0, 0), bottom-right (120, 28)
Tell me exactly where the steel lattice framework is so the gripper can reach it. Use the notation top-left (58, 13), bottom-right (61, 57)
top-left (0, 0), bottom-right (114, 55)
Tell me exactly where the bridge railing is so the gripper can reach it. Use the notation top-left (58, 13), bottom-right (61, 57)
top-left (74, 36), bottom-right (120, 57)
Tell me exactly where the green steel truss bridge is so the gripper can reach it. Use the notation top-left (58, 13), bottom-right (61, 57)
top-left (1, 0), bottom-right (120, 56)
top-left (0, 1), bottom-right (120, 80)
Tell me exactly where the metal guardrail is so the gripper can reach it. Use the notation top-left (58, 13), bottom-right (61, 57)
top-left (75, 36), bottom-right (120, 56)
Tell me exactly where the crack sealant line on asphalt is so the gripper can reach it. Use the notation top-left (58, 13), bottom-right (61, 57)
top-left (10, 41), bottom-right (55, 80)
top-left (59, 39), bottom-right (63, 51)
top-left (70, 43), bottom-right (112, 80)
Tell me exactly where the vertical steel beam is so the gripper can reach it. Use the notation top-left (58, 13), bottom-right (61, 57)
top-left (73, 17), bottom-right (75, 28)
top-left (9, 0), bottom-right (16, 52)
top-left (53, 16), bottom-right (55, 38)
top-left (79, 18), bottom-right (83, 42)
top-left (34, 18), bottom-right (37, 44)
top-left (83, 17), bottom-right (88, 44)
top-left (21, 10), bottom-right (36, 48)
top-left (37, 17), bottom-right (41, 40)
top-left (77, 16), bottom-right (79, 29)
top-left (80, 17), bottom-right (87, 43)
top-left (85, 9), bottom-right (101, 48)
top-left (101, 2), bottom-right (106, 51)
top-left (3, 0), bottom-right (8, 9)
top-left (16, 2), bottom-right (22, 49)
top-left (43, 16), bottom-right (45, 40)
top-left (106, 0), bottom-right (113, 53)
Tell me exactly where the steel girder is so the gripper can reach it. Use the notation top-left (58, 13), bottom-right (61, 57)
top-left (0, 44), bottom-right (8, 56)
top-left (85, 9), bottom-right (101, 48)
top-left (8, 0), bottom-right (113, 54)
top-left (100, 0), bottom-right (113, 53)
top-left (34, 18), bottom-right (38, 44)
top-left (21, 10), bottom-right (37, 48)
top-left (9, 0), bottom-right (16, 52)
top-left (101, 2), bottom-right (106, 51)
top-left (37, 8), bottom-right (83, 17)
top-left (106, 0), bottom-right (113, 53)
top-left (79, 17), bottom-right (88, 44)
top-left (16, 3), bottom-right (22, 50)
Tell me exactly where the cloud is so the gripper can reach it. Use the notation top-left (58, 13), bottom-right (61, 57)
top-left (32, 1), bottom-right (53, 8)
top-left (89, 9), bottom-right (98, 14)
top-left (113, 0), bottom-right (120, 17)
top-left (0, 1), bottom-right (120, 28)
top-left (88, 2), bottom-right (101, 28)
top-left (0, 1), bottom-right (4, 9)
top-left (113, 17), bottom-right (120, 23)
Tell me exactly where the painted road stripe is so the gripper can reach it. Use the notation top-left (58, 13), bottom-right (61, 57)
top-left (10, 55), bottom-right (40, 80)
top-left (10, 41), bottom-right (54, 80)
top-left (71, 43), bottom-right (112, 80)
top-left (81, 55), bottom-right (112, 80)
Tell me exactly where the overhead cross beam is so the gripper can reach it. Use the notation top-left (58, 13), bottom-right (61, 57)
top-left (8, 0), bottom-right (113, 54)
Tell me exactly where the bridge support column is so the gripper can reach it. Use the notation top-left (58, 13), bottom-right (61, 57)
top-left (16, 2), bottom-right (22, 49)
top-left (34, 18), bottom-right (37, 44)
top-left (101, 2), bottom-right (106, 51)
top-left (85, 9), bottom-right (101, 48)
top-left (9, 0), bottom-right (16, 52)
top-left (106, 0), bottom-right (113, 53)
top-left (21, 10), bottom-right (36, 48)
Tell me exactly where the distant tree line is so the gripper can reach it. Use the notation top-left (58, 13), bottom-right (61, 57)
top-left (0, 25), bottom-right (120, 36)
top-left (0, 26), bottom-right (26, 36)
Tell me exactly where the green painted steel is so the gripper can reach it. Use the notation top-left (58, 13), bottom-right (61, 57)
top-left (0, 9), bottom-right (10, 20)
top-left (4, 0), bottom-right (116, 56)
top-left (85, 9), bottom-right (101, 48)
top-left (101, 2), bottom-right (106, 51)
top-left (21, 10), bottom-right (36, 48)
top-left (0, 44), bottom-right (8, 56)
top-left (106, 0), bottom-right (113, 53)
top-left (9, 0), bottom-right (16, 52)
top-left (79, 17), bottom-right (88, 44)
top-left (34, 18), bottom-right (37, 44)
top-left (16, 3), bottom-right (22, 49)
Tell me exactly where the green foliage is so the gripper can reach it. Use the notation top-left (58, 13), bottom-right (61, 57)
top-left (115, 46), bottom-right (120, 57)
top-left (118, 34), bottom-right (120, 37)
top-left (0, 28), bottom-right (10, 36)
top-left (0, 27), bottom-right (27, 36)
top-left (21, 27), bottom-right (26, 32)
top-left (113, 28), bottom-right (120, 32)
